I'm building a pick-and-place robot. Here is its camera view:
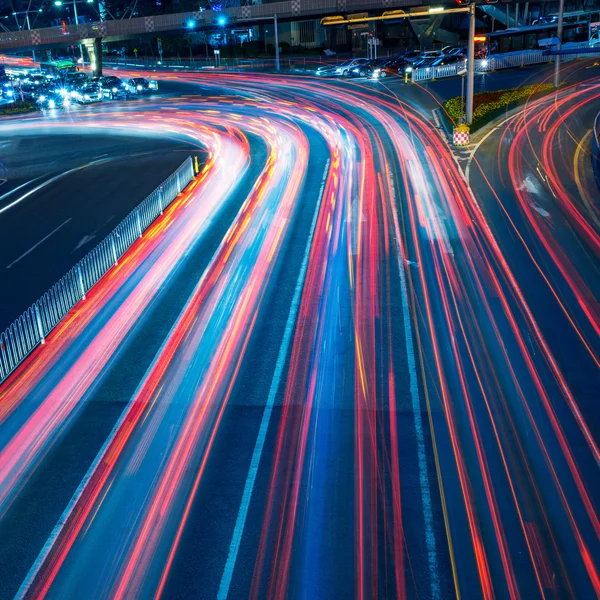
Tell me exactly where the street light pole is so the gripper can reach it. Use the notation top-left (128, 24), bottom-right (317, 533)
top-left (71, 0), bottom-right (85, 66)
top-left (466, 2), bottom-right (475, 124)
top-left (274, 13), bottom-right (280, 71)
top-left (554, 0), bottom-right (565, 88)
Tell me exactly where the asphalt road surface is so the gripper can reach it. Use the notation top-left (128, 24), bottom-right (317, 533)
top-left (0, 65), bottom-right (598, 600)
top-left (0, 131), bottom-right (201, 331)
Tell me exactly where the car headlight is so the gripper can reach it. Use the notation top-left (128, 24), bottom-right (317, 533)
top-left (405, 66), bottom-right (412, 73)
top-left (84, 94), bottom-right (90, 99)
top-left (48, 99), bottom-right (55, 108)
top-left (112, 87), bottom-right (117, 92)
top-left (481, 59), bottom-right (489, 68)
top-left (137, 84), bottom-right (143, 90)
top-left (6, 90), bottom-right (13, 97)
top-left (59, 88), bottom-right (67, 96)
top-left (38, 94), bottom-right (46, 102)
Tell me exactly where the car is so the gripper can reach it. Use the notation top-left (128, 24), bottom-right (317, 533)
top-left (431, 54), bottom-right (466, 67)
top-left (62, 72), bottom-right (88, 92)
top-left (125, 77), bottom-right (157, 94)
top-left (72, 83), bottom-right (103, 104)
top-left (0, 76), bottom-right (15, 100)
top-left (315, 64), bottom-right (338, 76)
top-left (371, 58), bottom-right (410, 79)
top-left (400, 50), bottom-right (423, 62)
top-left (447, 46), bottom-right (468, 56)
top-left (36, 90), bottom-right (71, 110)
top-left (350, 58), bottom-right (386, 77)
top-left (335, 58), bottom-right (369, 76)
top-left (99, 76), bottom-right (129, 100)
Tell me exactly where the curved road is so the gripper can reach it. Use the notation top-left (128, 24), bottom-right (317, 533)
top-left (0, 69), bottom-right (598, 600)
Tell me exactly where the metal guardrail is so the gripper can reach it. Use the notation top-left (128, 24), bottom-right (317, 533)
top-left (411, 48), bottom-right (600, 82)
top-left (0, 156), bottom-right (195, 384)
top-left (593, 111), bottom-right (600, 191)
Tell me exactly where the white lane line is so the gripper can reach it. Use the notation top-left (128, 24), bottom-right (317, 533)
top-left (0, 175), bottom-right (45, 204)
top-left (6, 218), bottom-right (72, 269)
top-left (389, 173), bottom-right (441, 600)
top-left (465, 111), bottom-right (521, 183)
top-left (217, 159), bottom-right (330, 600)
top-left (0, 158), bottom-right (112, 217)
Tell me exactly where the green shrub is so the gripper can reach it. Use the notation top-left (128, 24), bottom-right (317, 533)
top-left (445, 83), bottom-right (555, 130)
top-left (0, 100), bottom-right (36, 116)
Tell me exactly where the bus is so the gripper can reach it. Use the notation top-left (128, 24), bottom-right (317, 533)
top-left (39, 60), bottom-right (78, 78)
top-left (485, 21), bottom-right (590, 55)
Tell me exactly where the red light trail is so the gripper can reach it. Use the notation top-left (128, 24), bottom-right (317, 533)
top-left (0, 68), bottom-right (596, 600)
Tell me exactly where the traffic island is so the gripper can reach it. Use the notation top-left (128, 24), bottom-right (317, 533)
top-left (0, 101), bottom-right (37, 117)
top-left (444, 83), bottom-right (556, 132)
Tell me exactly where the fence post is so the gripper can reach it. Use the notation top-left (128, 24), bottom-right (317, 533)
top-left (111, 234), bottom-right (119, 265)
top-left (176, 172), bottom-right (181, 194)
top-left (158, 185), bottom-right (164, 214)
top-left (136, 210), bottom-right (143, 238)
top-left (34, 304), bottom-right (45, 345)
top-left (77, 264), bottom-right (86, 300)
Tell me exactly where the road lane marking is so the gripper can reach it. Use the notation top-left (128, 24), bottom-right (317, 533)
top-left (0, 158), bottom-right (112, 217)
top-left (389, 173), bottom-right (441, 600)
top-left (217, 159), bottom-right (330, 600)
top-left (0, 175), bottom-right (46, 205)
top-left (6, 218), bottom-right (72, 269)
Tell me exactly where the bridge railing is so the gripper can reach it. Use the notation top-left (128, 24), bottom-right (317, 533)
top-left (0, 156), bottom-right (195, 385)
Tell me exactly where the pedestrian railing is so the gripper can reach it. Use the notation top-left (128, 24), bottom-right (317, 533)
top-left (411, 48), bottom-right (600, 82)
top-left (0, 156), bottom-right (195, 385)
top-left (593, 111), bottom-right (600, 191)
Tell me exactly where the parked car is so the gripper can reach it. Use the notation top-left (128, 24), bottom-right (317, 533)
top-left (335, 58), bottom-right (369, 76)
top-left (349, 59), bottom-right (385, 77)
top-left (125, 77), bottom-right (157, 94)
top-left (400, 50), bottom-right (423, 62)
top-left (315, 64), bottom-right (338, 76)
top-left (99, 76), bottom-right (129, 99)
top-left (431, 54), bottom-right (466, 67)
top-left (371, 58), bottom-right (409, 79)
top-left (72, 83), bottom-right (103, 104)
top-left (446, 46), bottom-right (468, 56)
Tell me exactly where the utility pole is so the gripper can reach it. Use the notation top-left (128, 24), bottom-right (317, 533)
top-left (274, 13), bottom-right (280, 71)
top-left (72, 1), bottom-right (85, 67)
top-left (466, 2), bottom-right (476, 124)
top-left (554, 0), bottom-right (565, 88)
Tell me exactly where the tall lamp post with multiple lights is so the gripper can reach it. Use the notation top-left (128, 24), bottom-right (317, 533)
top-left (11, 7), bottom-right (44, 64)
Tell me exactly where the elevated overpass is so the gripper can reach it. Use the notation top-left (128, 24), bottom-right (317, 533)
top-left (1, 0), bottom-right (423, 52)
top-left (0, 0), bottom-right (527, 75)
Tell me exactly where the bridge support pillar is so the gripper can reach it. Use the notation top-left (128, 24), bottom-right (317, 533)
top-left (84, 38), bottom-right (103, 77)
